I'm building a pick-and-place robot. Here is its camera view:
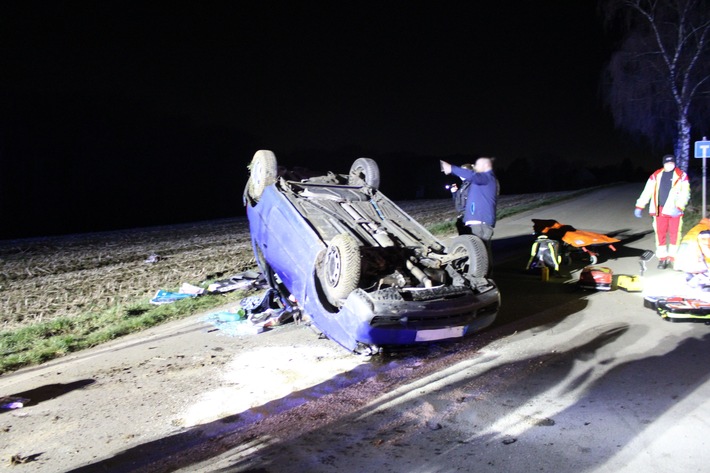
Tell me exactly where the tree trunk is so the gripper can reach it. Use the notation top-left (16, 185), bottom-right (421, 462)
top-left (675, 115), bottom-right (692, 173)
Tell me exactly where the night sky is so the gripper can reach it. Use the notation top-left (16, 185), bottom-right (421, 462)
top-left (0, 2), bottom-right (648, 239)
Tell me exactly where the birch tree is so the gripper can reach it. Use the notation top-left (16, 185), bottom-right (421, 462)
top-left (602, 0), bottom-right (710, 172)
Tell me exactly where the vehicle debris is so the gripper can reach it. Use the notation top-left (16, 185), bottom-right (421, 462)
top-left (204, 289), bottom-right (299, 336)
top-left (149, 271), bottom-right (266, 305)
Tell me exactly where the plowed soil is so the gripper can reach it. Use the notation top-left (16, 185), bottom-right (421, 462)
top-left (0, 192), bottom-right (578, 472)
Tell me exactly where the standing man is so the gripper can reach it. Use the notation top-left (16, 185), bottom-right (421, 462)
top-left (634, 154), bottom-right (691, 269)
top-left (440, 157), bottom-right (498, 263)
top-left (449, 162), bottom-right (474, 235)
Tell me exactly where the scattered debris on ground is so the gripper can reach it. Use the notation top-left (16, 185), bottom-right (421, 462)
top-left (150, 270), bottom-right (266, 305)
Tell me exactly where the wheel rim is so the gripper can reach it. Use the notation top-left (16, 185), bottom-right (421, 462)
top-left (325, 246), bottom-right (342, 287)
top-left (349, 166), bottom-right (363, 185)
top-left (452, 245), bottom-right (470, 273)
top-left (252, 160), bottom-right (264, 188)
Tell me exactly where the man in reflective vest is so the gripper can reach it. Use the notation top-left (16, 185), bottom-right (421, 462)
top-left (634, 154), bottom-right (691, 269)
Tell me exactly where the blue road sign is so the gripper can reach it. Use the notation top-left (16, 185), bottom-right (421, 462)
top-left (695, 140), bottom-right (710, 158)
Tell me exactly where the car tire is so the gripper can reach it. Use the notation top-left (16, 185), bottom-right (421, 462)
top-left (322, 233), bottom-right (361, 304)
top-left (348, 157), bottom-right (380, 189)
top-left (248, 150), bottom-right (278, 200)
top-left (448, 234), bottom-right (489, 278)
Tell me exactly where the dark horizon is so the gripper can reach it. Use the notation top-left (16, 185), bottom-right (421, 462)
top-left (0, 2), bottom-right (672, 239)
top-left (1, 142), bottom-right (654, 241)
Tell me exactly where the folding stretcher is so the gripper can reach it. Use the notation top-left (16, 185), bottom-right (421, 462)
top-left (532, 219), bottom-right (620, 265)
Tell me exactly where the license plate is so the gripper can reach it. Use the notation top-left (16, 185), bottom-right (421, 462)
top-left (415, 326), bottom-right (465, 342)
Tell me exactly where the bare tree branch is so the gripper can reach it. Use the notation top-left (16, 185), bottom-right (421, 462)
top-left (602, 0), bottom-right (710, 171)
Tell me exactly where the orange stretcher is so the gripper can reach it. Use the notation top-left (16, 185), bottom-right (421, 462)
top-left (674, 217), bottom-right (710, 273)
top-left (532, 219), bottom-right (620, 264)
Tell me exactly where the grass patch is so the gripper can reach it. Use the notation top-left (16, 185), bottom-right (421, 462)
top-left (0, 289), bottom-right (246, 374)
top-left (428, 220), bottom-right (457, 235)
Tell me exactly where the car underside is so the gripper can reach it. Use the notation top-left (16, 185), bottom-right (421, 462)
top-left (244, 150), bottom-right (500, 353)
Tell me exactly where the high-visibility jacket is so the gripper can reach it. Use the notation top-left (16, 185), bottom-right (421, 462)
top-left (635, 167), bottom-right (690, 216)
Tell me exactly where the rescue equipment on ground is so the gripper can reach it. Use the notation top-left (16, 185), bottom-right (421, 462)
top-left (617, 250), bottom-right (654, 293)
top-left (655, 297), bottom-right (710, 324)
top-left (578, 265), bottom-right (613, 291)
top-left (675, 218), bottom-right (710, 273)
top-left (532, 219), bottom-right (620, 265)
top-left (526, 235), bottom-right (561, 273)
top-left (617, 275), bottom-right (643, 292)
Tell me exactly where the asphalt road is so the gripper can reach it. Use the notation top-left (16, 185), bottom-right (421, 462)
top-left (4, 183), bottom-right (710, 472)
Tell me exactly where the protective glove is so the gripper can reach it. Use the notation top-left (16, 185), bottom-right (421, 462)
top-left (634, 208), bottom-right (643, 218)
top-left (664, 207), bottom-right (682, 217)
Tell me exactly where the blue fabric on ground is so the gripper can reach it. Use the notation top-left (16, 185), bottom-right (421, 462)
top-left (149, 289), bottom-right (197, 305)
top-left (204, 309), bottom-right (263, 336)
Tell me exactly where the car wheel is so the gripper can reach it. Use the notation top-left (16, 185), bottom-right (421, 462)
top-left (322, 234), bottom-right (361, 303)
top-left (449, 235), bottom-right (489, 278)
top-left (348, 157), bottom-right (380, 189)
top-left (248, 150), bottom-right (278, 200)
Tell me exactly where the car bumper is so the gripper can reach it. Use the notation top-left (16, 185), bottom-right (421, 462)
top-left (326, 284), bottom-right (500, 350)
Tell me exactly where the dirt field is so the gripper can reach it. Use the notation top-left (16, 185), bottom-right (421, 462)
top-left (0, 192), bottom-right (569, 331)
top-left (0, 191), bottom-right (582, 472)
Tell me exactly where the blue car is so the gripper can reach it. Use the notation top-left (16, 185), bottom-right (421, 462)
top-left (244, 150), bottom-right (500, 354)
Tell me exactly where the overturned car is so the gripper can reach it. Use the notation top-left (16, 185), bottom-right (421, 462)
top-left (244, 150), bottom-right (500, 354)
